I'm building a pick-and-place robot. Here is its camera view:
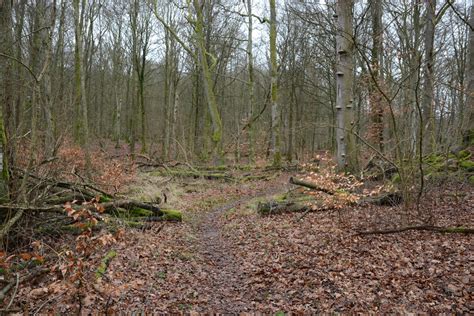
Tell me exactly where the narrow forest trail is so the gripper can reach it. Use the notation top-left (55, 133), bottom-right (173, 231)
top-left (14, 170), bottom-right (473, 314)
top-left (192, 183), bottom-right (288, 313)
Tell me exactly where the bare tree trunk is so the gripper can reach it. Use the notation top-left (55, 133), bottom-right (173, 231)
top-left (163, 21), bottom-right (171, 160)
top-left (269, 0), bottom-right (281, 167)
top-left (463, 4), bottom-right (474, 145)
top-left (38, 0), bottom-right (56, 157)
top-left (0, 0), bottom-right (14, 199)
top-left (192, 0), bottom-right (223, 164)
top-left (13, 0), bottom-right (26, 137)
top-left (247, 0), bottom-right (256, 164)
top-left (422, 0), bottom-right (436, 153)
top-left (369, 0), bottom-right (384, 152)
top-left (112, 16), bottom-right (123, 147)
top-left (335, 0), bottom-right (355, 170)
top-left (73, 0), bottom-right (91, 169)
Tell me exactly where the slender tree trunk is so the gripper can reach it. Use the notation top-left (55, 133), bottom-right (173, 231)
top-left (38, 1), bottom-right (56, 157)
top-left (139, 53), bottom-right (147, 153)
top-left (422, 0), bottom-right (436, 153)
top-left (0, 0), bottom-right (14, 198)
top-left (14, 0), bottom-right (26, 136)
top-left (163, 24), bottom-right (171, 160)
top-left (463, 4), bottom-right (474, 145)
top-left (53, 0), bottom-right (66, 139)
top-left (112, 20), bottom-right (123, 147)
top-left (269, 0), bottom-right (281, 167)
top-left (369, 0), bottom-right (384, 152)
top-left (73, 0), bottom-right (91, 170)
top-left (287, 80), bottom-right (295, 162)
top-left (247, 0), bottom-right (256, 164)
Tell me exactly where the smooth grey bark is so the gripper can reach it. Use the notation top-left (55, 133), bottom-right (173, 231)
top-left (335, 0), bottom-right (355, 170)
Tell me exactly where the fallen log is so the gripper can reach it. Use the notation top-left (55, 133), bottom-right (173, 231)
top-left (0, 199), bottom-right (163, 216)
top-left (154, 169), bottom-right (233, 181)
top-left (357, 225), bottom-right (474, 235)
top-left (289, 177), bottom-right (335, 195)
top-left (360, 191), bottom-right (403, 206)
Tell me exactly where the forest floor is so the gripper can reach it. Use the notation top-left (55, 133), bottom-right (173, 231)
top-left (4, 165), bottom-right (474, 314)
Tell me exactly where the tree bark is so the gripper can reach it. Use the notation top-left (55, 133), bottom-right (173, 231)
top-left (369, 0), bottom-right (384, 152)
top-left (247, 0), bottom-right (256, 164)
top-left (269, 0), bottom-right (281, 167)
top-left (192, 0), bottom-right (223, 164)
top-left (0, 0), bottom-right (14, 198)
top-left (335, 0), bottom-right (356, 170)
top-left (422, 0), bottom-right (437, 153)
top-left (463, 4), bottom-right (474, 145)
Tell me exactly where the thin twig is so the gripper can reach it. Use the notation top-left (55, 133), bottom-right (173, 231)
top-left (33, 292), bottom-right (64, 316)
top-left (5, 273), bottom-right (19, 310)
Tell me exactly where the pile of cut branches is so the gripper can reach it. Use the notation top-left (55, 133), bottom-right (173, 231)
top-left (0, 139), bottom-right (184, 245)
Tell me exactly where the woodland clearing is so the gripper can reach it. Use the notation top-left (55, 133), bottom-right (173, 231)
top-left (1, 148), bottom-right (472, 314)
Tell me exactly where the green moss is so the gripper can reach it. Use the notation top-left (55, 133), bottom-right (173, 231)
top-left (122, 220), bottom-right (145, 228)
top-left (96, 250), bottom-right (117, 278)
top-left (240, 164), bottom-right (253, 171)
top-left (274, 193), bottom-right (287, 202)
top-left (161, 209), bottom-right (182, 221)
top-left (443, 226), bottom-right (471, 233)
top-left (129, 207), bottom-right (154, 217)
top-left (459, 160), bottom-right (474, 172)
top-left (100, 195), bottom-right (113, 202)
top-left (391, 173), bottom-right (401, 184)
top-left (457, 150), bottom-right (471, 160)
top-left (424, 153), bottom-right (443, 164)
top-left (469, 175), bottom-right (474, 185)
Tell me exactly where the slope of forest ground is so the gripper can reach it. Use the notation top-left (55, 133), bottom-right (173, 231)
top-left (1, 148), bottom-right (473, 314)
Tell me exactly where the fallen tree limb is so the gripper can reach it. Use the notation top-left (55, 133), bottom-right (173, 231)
top-left (357, 225), bottom-right (474, 235)
top-left (0, 199), bottom-right (163, 216)
top-left (15, 168), bottom-right (113, 198)
top-left (289, 177), bottom-right (335, 195)
top-left (257, 200), bottom-right (333, 217)
top-left (0, 267), bottom-right (49, 301)
top-left (154, 169), bottom-right (234, 181)
top-left (0, 210), bottom-right (25, 243)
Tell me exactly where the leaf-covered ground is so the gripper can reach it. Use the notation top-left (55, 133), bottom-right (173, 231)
top-left (6, 170), bottom-right (474, 314)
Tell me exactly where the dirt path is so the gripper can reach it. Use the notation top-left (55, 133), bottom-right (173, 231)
top-left (195, 203), bottom-right (247, 312)
top-left (193, 185), bottom-right (288, 313)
